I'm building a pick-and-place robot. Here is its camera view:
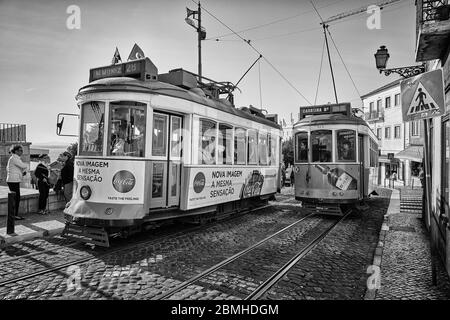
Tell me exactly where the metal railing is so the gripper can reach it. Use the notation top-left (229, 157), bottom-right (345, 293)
top-left (419, 0), bottom-right (449, 23)
top-left (0, 123), bottom-right (26, 143)
top-left (364, 111), bottom-right (384, 121)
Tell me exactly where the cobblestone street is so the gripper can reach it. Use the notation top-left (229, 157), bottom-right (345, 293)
top-left (0, 187), bottom-right (409, 300)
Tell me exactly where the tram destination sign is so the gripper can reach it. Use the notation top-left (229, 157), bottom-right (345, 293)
top-left (299, 103), bottom-right (351, 119)
top-left (89, 58), bottom-right (157, 82)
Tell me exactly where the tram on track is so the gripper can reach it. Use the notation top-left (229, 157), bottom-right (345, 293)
top-left (292, 103), bottom-right (379, 215)
top-left (57, 48), bottom-right (283, 246)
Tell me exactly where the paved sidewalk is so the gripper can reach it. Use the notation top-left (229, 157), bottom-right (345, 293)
top-left (369, 187), bottom-right (450, 300)
top-left (0, 201), bottom-right (66, 248)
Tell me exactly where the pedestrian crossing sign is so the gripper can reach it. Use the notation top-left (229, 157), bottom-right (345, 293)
top-left (400, 69), bottom-right (445, 122)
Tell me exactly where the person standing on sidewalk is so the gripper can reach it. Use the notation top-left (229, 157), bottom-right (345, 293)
top-left (60, 151), bottom-right (74, 202)
top-left (34, 154), bottom-right (51, 215)
top-left (6, 144), bottom-right (28, 220)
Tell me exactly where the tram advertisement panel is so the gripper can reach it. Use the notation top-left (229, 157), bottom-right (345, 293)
top-left (74, 158), bottom-right (144, 204)
top-left (295, 164), bottom-right (359, 197)
top-left (183, 167), bottom-right (278, 210)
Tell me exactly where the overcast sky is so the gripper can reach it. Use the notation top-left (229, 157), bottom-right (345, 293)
top-left (0, 0), bottom-right (416, 145)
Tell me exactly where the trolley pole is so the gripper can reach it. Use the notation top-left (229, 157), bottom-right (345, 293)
top-left (323, 24), bottom-right (338, 104)
top-left (197, 1), bottom-right (202, 79)
top-left (423, 119), bottom-right (437, 285)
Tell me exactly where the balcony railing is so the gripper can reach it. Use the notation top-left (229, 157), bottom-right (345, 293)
top-left (416, 0), bottom-right (450, 61)
top-left (0, 123), bottom-right (26, 143)
top-left (364, 111), bottom-right (384, 122)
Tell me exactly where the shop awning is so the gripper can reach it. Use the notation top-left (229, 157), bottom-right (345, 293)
top-left (395, 146), bottom-right (423, 162)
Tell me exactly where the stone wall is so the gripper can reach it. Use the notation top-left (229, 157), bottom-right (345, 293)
top-left (0, 190), bottom-right (66, 216)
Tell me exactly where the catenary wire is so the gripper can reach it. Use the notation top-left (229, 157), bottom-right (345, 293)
top-left (191, 0), bottom-right (312, 105)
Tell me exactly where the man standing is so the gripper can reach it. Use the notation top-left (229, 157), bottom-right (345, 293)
top-left (60, 152), bottom-right (74, 202)
top-left (6, 145), bottom-right (28, 220)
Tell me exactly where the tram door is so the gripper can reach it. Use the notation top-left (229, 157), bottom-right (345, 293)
top-left (358, 135), bottom-right (365, 199)
top-left (150, 112), bottom-right (182, 209)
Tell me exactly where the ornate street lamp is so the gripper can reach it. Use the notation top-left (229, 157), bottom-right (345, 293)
top-left (374, 45), bottom-right (425, 78)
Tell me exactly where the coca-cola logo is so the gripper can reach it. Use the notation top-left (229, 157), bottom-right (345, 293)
top-left (193, 172), bottom-right (205, 193)
top-left (112, 170), bottom-right (136, 193)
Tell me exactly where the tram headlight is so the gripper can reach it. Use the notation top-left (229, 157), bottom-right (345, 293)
top-left (80, 185), bottom-right (92, 200)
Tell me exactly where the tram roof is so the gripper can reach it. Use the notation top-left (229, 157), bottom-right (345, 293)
top-left (293, 113), bottom-right (369, 128)
top-left (78, 77), bottom-right (282, 130)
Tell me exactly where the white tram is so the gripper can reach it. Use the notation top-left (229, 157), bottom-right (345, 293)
top-left (293, 103), bottom-right (379, 214)
top-left (59, 51), bottom-right (282, 245)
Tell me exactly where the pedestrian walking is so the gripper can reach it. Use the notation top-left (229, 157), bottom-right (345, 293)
top-left (6, 144), bottom-right (28, 220)
top-left (60, 151), bottom-right (74, 202)
top-left (418, 167), bottom-right (424, 188)
top-left (34, 154), bottom-right (51, 214)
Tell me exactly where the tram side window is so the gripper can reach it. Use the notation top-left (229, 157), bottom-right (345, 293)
top-left (234, 128), bottom-right (246, 165)
top-left (109, 102), bottom-right (146, 157)
top-left (247, 130), bottom-right (258, 165)
top-left (295, 132), bottom-right (308, 162)
top-left (268, 134), bottom-right (278, 165)
top-left (80, 101), bottom-right (105, 156)
top-left (199, 119), bottom-right (217, 165)
top-left (336, 130), bottom-right (355, 161)
top-left (218, 124), bottom-right (233, 165)
top-left (259, 133), bottom-right (268, 165)
top-left (311, 130), bottom-right (332, 162)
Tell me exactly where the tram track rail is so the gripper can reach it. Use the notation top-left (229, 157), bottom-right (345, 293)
top-left (0, 203), bottom-right (280, 289)
top-left (154, 209), bottom-right (351, 300)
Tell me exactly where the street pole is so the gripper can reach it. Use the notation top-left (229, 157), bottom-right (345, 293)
top-left (197, 1), bottom-right (202, 79)
top-left (423, 118), bottom-right (437, 285)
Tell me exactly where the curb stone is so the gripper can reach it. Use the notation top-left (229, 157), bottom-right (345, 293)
top-left (364, 188), bottom-right (399, 300)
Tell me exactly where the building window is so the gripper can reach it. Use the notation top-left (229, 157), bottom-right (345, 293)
top-left (411, 121), bottom-right (420, 136)
top-left (394, 93), bottom-right (400, 106)
top-left (369, 102), bottom-right (374, 113)
top-left (377, 128), bottom-right (382, 140)
top-left (385, 96), bottom-right (391, 108)
top-left (394, 125), bottom-right (401, 139)
top-left (385, 127), bottom-right (391, 139)
top-left (377, 99), bottom-right (382, 112)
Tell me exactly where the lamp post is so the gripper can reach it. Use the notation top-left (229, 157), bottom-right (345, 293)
top-left (374, 45), bottom-right (425, 78)
top-left (373, 45), bottom-right (437, 286)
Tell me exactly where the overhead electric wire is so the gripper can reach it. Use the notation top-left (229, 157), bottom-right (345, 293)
top-left (325, 27), bottom-right (361, 98)
top-left (314, 37), bottom-right (326, 105)
top-left (191, 0), bottom-right (312, 105)
top-left (207, 0), bottom-right (347, 41)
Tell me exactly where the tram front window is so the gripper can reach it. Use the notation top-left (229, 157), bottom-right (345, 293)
top-left (80, 101), bottom-right (105, 156)
top-left (311, 130), bottom-right (332, 162)
top-left (337, 130), bottom-right (355, 161)
top-left (295, 132), bottom-right (308, 162)
top-left (109, 102), bottom-right (146, 157)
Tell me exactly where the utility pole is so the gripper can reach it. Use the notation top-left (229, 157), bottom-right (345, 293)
top-left (186, 2), bottom-right (206, 79)
top-left (197, 1), bottom-right (202, 79)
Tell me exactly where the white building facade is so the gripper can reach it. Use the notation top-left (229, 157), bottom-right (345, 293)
top-left (361, 79), bottom-right (424, 187)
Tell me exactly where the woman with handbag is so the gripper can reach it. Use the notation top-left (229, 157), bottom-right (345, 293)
top-left (34, 154), bottom-right (51, 214)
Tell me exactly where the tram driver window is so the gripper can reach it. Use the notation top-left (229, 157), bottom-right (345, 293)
top-left (109, 102), bottom-right (146, 157)
top-left (199, 119), bottom-right (217, 165)
top-left (80, 101), bottom-right (105, 156)
top-left (337, 130), bottom-right (355, 161)
top-left (295, 132), bottom-right (308, 162)
top-left (311, 130), bottom-right (332, 162)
